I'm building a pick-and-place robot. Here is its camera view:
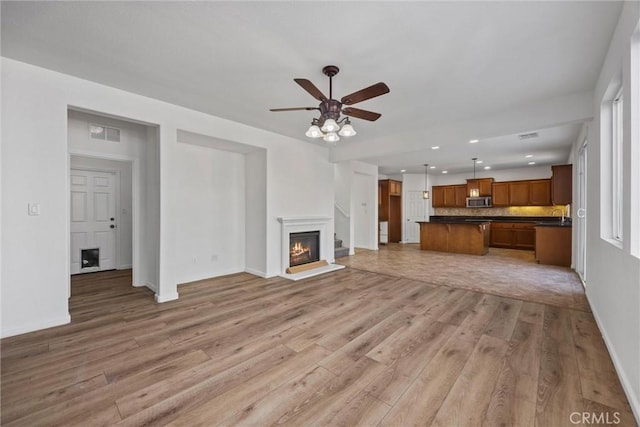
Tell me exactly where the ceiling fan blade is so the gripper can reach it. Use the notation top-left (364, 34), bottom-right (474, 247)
top-left (341, 82), bottom-right (390, 105)
top-left (342, 107), bottom-right (382, 121)
top-left (270, 107), bottom-right (318, 112)
top-left (294, 78), bottom-right (328, 102)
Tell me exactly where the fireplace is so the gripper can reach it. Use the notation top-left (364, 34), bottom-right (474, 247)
top-left (289, 231), bottom-right (320, 267)
top-left (278, 216), bottom-right (344, 280)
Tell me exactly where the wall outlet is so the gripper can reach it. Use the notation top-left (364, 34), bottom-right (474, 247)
top-left (211, 255), bottom-right (218, 262)
top-left (192, 257), bottom-right (197, 264)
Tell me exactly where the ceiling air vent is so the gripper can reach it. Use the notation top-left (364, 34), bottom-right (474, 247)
top-left (518, 132), bottom-right (539, 140)
top-left (90, 124), bottom-right (121, 142)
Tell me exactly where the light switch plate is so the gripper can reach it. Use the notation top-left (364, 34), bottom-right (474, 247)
top-left (28, 203), bottom-right (41, 216)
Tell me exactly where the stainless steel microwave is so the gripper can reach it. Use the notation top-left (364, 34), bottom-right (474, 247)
top-left (466, 196), bottom-right (492, 208)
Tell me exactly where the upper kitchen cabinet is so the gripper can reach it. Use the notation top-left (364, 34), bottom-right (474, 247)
top-left (510, 179), bottom-right (551, 206)
top-left (389, 179), bottom-right (402, 196)
top-left (492, 182), bottom-right (510, 206)
top-left (466, 178), bottom-right (494, 197)
top-left (432, 184), bottom-right (466, 208)
top-left (552, 164), bottom-right (572, 205)
top-left (508, 181), bottom-right (531, 206)
top-left (529, 179), bottom-right (552, 205)
top-left (495, 179), bottom-right (552, 206)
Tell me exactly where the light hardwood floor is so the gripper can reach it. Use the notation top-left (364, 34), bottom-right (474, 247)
top-left (1, 248), bottom-right (635, 426)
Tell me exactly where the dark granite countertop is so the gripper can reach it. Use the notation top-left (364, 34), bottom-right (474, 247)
top-left (429, 215), bottom-right (569, 224)
top-left (534, 221), bottom-right (573, 227)
top-left (417, 219), bottom-right (491, 224)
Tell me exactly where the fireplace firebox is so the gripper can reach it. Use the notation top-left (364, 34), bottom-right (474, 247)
top-left (289, 231), bottom-right (320, 268)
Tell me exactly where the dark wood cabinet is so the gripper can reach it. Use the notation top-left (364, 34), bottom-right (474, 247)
top-left (467, 178), bottom-right (493, 197)
top-left (508, 181), bottom-right (530, 206)
top-left (529, 180), bottom-right (551, 206)
top-left (492, 182), bottom-right (510, 206)
top-left (378, 179), bottom-right (402, 242)
top-left (443, 186), bottom-right (455, 207)
top-left (552, 164), bottom-right (572, 205)
top-left (513, 223), bottom-right (536, 249)
top-left (454, 185), bottom-right (467, 207)
top-left (389, 180), bottom-right (402, 196)
top-left (535, 226), bottom-right (571, 266)
top-left (490, 222), bottom-right (535, 250)
top-left (432, 184), bottom-right (467, 208)
top-left (432, 186), bottom-right (445, 207)
top-left (490, 223), bottom-right (515, 247)
top-left (497, 179), bottom-right (552, 206)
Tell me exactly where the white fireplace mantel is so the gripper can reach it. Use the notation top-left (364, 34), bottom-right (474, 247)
top-left (277, 216), bottom-right (344, 280)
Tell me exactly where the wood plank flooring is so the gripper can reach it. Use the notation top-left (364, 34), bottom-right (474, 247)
top-left (1, 251), bottom-right (636, 426)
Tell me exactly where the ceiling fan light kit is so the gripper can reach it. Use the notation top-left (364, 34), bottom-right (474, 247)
top-left (270, 65), bottom-right (389, 145)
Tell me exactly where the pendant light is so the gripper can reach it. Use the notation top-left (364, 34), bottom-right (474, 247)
top-left (469, 157), bottom-right (480, 197)
top-left (423, 164), bottom-right (430, 199)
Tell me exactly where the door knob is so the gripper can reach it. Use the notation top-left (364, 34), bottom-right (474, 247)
top-left (110, 224), bottom-right (116, 229)
top-left (110, 217), bottom-right (115, 221)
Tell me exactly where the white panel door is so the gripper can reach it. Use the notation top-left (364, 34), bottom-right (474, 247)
top-left (70, 169), bottom-right (117, 274)
top-left (405, 191), bottom-right (426, 243)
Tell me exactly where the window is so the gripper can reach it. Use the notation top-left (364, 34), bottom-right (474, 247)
top-left (611, 89), bottom-right (624, 242)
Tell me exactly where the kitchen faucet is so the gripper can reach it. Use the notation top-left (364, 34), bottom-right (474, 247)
top-left (551, 208), bottom-right (567, 223)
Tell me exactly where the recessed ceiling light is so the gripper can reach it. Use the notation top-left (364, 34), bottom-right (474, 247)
top-left (400, 169), bottom-right (406, 173)
top-left (484, 166), bottom-right (491, 170)
top-left (431, 146), bottom-right (440, 150)
top-left (442, 170), bottom-right (448, 174)
top-left (469, 139), bottom-right (479, 143)
top-left (528, 161), bottom-right (536, 165)
top-left (476, 160), bottom-right (483, 164)
top-left (430, 165), bottom-right (436, 169)
top-left (525, 154), bottom-right (533, 158)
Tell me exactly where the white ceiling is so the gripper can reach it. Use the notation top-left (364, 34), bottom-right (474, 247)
top-left (1, 1), bottom-right (622, 175)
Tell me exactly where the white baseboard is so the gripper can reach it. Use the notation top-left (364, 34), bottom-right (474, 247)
top-left (118, 264), bottom-right (133, 270)
top-left (245, 267), bottom-right (267, 278)
top-left (1, 313), bottom-right (71, 338)
top-left (155, 292), bottom-right (179, 303)
top-left (588, 294), bottom-right (640, 424)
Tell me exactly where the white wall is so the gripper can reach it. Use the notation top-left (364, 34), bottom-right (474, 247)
top-left (353, 172), bottom-right (374, 248)
top-left (430, 164), bottom-right (553, 187)
top-left (245, 149), bottom-right (267, 276)
top-left (1, 57), bottom-right (334, 337)
top-left (334, 162), bottom-right (352, 250)
top-left (173, 142), bottom-right (245, 284)
top-left (580, 3), bottom-right (640, 421)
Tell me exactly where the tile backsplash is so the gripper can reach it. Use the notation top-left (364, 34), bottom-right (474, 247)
top-left (434, 206), bottom-right (567, 217)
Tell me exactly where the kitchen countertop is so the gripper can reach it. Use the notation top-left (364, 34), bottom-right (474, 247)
top-left (417, 219), bottom-right (491, 224)
top-left (430, 215), bottom-right (572, 226)
top-left (534, 221), bottom-right (572, 227)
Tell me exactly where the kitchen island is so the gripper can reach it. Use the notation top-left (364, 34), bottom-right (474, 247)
top-left (417, 220), bottom-right (490, 255)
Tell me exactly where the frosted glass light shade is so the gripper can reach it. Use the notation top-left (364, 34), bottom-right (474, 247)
top-left (423, 190), bottom-right (430, 199)
top-left (324, 132), bottom-right (340, 144)
top-left (470, 188), bottom-right (480, 197)
top-left (321, 119), bottom-right (339, 132)
top-left (338, 123), bottom-right (356, 137)
top-left (305, 125), bottom-right (323, 138)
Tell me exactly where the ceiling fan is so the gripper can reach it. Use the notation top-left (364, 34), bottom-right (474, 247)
top-left (270, 65), bottom-right (390, 143)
